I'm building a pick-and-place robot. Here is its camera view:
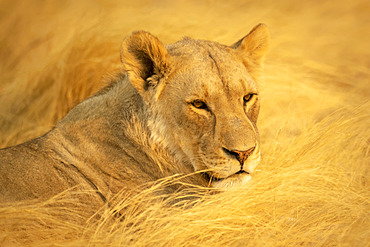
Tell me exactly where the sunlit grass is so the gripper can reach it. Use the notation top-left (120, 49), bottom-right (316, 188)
top-left (0, 0), bottom-right (369, 246)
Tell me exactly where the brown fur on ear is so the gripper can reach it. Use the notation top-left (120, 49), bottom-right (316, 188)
top-left (120, 31), bottom-right (171, 94)
top-left (232, 23), bottom-right (270, 77)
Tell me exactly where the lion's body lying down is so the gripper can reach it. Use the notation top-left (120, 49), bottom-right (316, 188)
top-left (0, 78), bottom-right (204, 204)
top-left (0, 24), bottom-right (269, 205)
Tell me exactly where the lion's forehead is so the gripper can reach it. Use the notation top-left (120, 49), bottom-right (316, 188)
top-left (169, 42), bottom-right (258, 99)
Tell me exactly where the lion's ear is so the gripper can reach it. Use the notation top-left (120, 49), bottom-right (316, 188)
top-left (232, 23), bottom-right (270, 75)
top-left (121, 31), bottom-right (171, 94)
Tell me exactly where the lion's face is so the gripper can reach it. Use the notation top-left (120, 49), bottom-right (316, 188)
top-left (121, 24), bottom-right (269, 188)
top-left (157, 43), bottom-right (261, 188)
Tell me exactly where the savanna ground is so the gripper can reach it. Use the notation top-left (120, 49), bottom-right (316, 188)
top-left (0, 0), bottom-right (369, 246)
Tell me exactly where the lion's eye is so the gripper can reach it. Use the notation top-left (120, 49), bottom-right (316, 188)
top-left (243, 94), bottom-right (255, 103)
top-left (191, 100), bottom-right (208, 109)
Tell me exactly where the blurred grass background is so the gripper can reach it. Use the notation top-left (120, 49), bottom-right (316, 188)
top-left (0, 0), bottom-right (369, 246)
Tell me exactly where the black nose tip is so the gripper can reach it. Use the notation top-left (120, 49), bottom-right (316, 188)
top-left (223, 146), bottom-right (255, 166)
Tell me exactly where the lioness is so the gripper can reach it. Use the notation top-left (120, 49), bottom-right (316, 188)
top-left (0, 24), bottom-right (269, 204)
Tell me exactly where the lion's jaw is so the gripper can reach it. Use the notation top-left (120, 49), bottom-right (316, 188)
top-left (148, 108), bottom-right (261, 189)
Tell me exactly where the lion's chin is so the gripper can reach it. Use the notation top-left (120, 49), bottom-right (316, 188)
top-left (210, 172), bottom-right (252, 190)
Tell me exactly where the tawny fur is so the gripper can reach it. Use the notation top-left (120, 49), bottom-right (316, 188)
top-left (0, 25), bottom-right (269, 206)
top-left (0, 0), bottom-right (368, 246)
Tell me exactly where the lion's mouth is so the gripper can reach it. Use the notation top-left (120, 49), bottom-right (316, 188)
top-left (203, 170), bottom-right (249, 183)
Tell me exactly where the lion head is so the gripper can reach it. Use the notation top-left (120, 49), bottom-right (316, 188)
top-left (121, 24), bottom-right (270, 189)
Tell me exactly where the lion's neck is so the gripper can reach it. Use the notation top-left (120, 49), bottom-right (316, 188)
top-left (42, 76), bottom-right (197, 197)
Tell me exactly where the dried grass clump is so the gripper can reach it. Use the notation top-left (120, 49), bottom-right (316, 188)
top-left (0, 0), bottom-right (369, 246)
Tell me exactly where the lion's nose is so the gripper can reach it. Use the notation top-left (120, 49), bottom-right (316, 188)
top-left (223, 147), bottom-right (255, 167)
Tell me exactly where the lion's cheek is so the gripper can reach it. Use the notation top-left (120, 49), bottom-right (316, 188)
top-left (170, 112), bottom-right (213, 169)
top-left (173, 108), bottom-right (210, 137)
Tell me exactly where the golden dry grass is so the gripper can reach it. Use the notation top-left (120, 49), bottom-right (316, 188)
top-left (0, 0), bottom-right (369, 246)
